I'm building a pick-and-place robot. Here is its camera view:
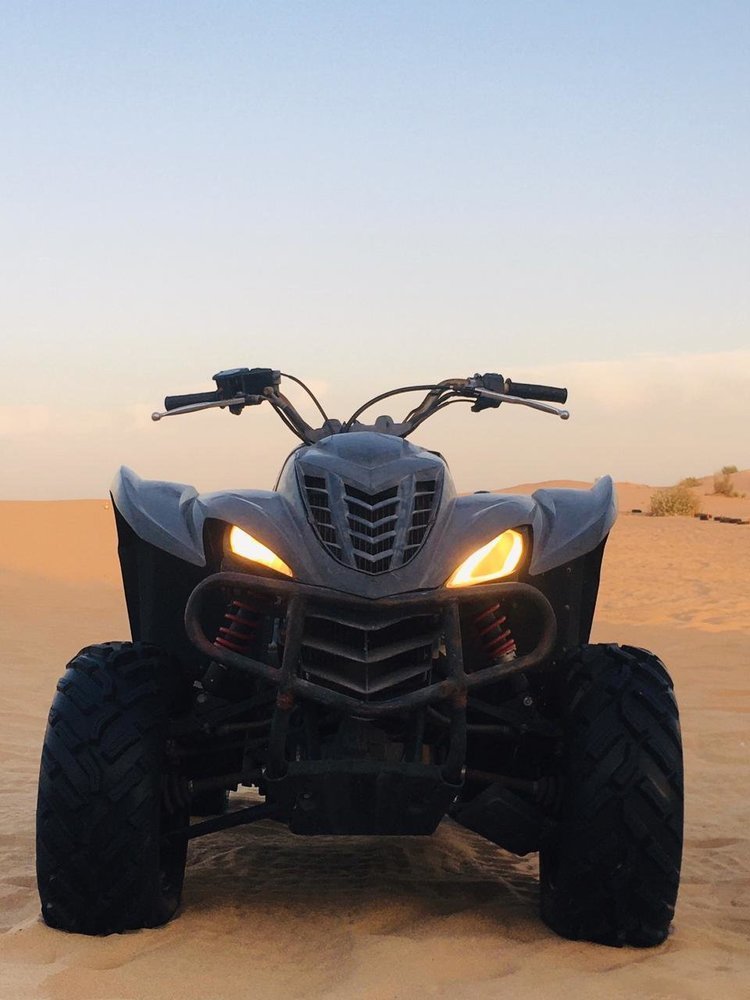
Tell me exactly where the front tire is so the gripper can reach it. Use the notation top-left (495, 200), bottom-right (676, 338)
top-left (36, 642), bottom-right (189, 935)
top-left (539, 644), bottom-right (683, 947)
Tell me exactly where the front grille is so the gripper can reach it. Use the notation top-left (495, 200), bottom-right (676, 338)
top-left (303, 475), bottom-right (342, 560)
top-left (301, 473), bottom-right (440, 574)
top-left (345, 484), bottom-right (400, 572)
top-left (299, 605), bottom-right (441, 699)
top-left (405, 479), bottom-right (436, 561)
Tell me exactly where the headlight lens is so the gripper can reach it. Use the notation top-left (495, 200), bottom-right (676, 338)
top-left (446, 529), bottom-right (524, 588)
top-left (228, 525), bottom-right (293, 577)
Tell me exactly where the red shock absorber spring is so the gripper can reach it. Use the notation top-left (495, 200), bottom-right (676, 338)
top-left (474, 602), bottom-right (517, 663)
top-left (214, 598), bottom-right (269, 655)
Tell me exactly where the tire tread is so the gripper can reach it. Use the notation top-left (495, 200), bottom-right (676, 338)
top-left (540, 643), bottom-right (683, 947)
top-left (36, 641), bottom-right (187, 935)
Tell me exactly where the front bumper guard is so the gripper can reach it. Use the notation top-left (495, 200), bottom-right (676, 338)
top-left (184, 572), bottom-right (557, 720)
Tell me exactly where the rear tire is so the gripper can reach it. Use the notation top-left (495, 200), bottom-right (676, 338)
top-left (539, 644), bottom-right (683, 947)
top-left (36, 642), bottom-right (189, 934)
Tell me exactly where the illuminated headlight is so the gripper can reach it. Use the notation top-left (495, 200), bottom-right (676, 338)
top-left (446, 529), bottom-right (524, 588)
top-left (227, 526), bottom-right (293, 578)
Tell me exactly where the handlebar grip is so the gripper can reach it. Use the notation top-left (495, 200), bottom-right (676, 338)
top-left (164, 390), bottom-right (220, 411)
top-left (506, 381), bottom-right (568, 404)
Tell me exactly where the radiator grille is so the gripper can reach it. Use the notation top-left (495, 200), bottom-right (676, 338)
top-left (299, 605), bottom-right (440, 699)
top-left (302, 473), bottom-right (440, 574)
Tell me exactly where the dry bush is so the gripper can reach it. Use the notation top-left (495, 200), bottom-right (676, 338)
top-left (649, 484), bottom-right (701, 517)
top-left (713, 471), bottom-right (738, 497)
top-left (679, 476), bottom-right (702, 487)
top-left (721, 464), bottom-right (739, 475)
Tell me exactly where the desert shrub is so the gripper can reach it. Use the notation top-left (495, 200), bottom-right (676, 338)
top-left (649, 485), bottom-right (701, 517)
top-left (721, 464), bottom-right (738, 475)
top-left (713, 471), bottom-right (738, 497)
top-left (679, 476), bottom-right (702, 487)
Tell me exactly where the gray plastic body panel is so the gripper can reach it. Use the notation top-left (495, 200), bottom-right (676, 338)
top-left (111, 432), bottom-right (616, 597)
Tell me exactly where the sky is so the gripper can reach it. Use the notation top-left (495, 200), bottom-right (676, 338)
top-left (1, 1), bottom-right (748, 499)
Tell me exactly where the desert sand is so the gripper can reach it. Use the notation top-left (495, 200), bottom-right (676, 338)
top-left (0, 479), bottom-right (748, 999)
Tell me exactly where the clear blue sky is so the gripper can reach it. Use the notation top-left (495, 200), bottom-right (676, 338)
top-left (1, 2), bottom-right (748, 497)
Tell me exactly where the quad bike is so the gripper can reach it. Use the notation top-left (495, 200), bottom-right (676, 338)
top-left (36, 368), bottom-right (683, 945)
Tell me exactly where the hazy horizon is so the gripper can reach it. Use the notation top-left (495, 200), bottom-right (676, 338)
top-left (2, 3), bottom-right (748, 499)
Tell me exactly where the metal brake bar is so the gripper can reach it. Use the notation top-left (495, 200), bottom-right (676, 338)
top-left (151, 396), bottom-right (258, 421)
top-left (471, 389), bottom-right (570, 420)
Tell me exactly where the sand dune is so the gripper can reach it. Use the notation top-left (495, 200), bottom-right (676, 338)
top-left (0, 487), bottom-right (748, 999)
top-left (501, 470), bottom-right (750, 520)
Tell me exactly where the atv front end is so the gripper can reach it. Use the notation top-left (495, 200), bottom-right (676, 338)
top-left (182, 572), bottom-right (557, 836)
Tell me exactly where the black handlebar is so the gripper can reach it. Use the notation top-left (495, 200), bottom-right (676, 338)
top-left (505, 380), bottom-right (568, 404)
top-left (159, 369), bottom-right (569, 442)
top-left (164, 390), bottom-right (220, 411)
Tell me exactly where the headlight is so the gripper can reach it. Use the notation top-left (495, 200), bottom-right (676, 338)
top-left (227, 525), bottom-right (293, 578)
top-left (446, 529), bottom-right (524, 588)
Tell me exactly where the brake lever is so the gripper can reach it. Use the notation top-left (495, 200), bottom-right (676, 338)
top-left (151, 396), bottom-right (261, 421)
top-left (470, 389), bottom-right (570, 420)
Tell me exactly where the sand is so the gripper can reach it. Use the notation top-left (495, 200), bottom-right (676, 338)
top-left (0, 482), bottom-right (748, 999)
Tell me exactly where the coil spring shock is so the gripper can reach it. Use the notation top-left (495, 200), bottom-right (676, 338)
top-left (474, 602), bottom-right (517, 664)
top-left (214, 598), bottom-right (270, 655)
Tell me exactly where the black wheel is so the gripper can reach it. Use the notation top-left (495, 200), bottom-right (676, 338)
top-left (190, 788), bottom-right (230, 816)
top-left (539, 644), bottom-right (683, 947)
top-left (36, 642), bottom-right (190, 935)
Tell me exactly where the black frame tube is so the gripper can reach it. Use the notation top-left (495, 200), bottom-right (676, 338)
top-left (166, 802), bottom-right (282, 842)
